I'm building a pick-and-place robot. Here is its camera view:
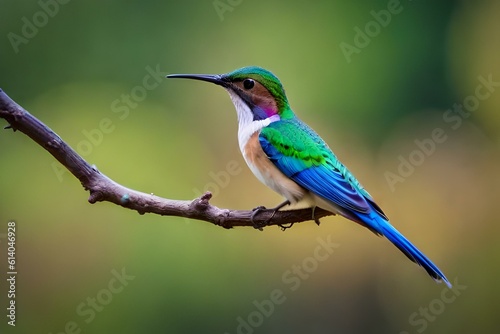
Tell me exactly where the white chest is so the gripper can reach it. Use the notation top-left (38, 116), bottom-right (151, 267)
top-left (227, 91), bottom-right (278, 153)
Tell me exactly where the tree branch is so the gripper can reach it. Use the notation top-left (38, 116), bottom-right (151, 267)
top-left (0, 89), bottom-right (333, 229)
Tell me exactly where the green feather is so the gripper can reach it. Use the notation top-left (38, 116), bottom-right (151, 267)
top-left (261, 121), bottom-right (327, 168)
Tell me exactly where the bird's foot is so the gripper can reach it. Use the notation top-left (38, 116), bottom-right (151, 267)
top-left (250, 200), bottom-right (291, 231)
top-left (251, 206), bottom-right (267, 231)
top-left (278, 222), bottom-right (294, 231)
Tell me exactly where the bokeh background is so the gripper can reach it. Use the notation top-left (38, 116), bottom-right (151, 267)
top-left (1, 0), bottom-right (499, 333)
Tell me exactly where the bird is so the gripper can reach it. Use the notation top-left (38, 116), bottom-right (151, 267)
top-left (167, 66), bottom-right (451, 287)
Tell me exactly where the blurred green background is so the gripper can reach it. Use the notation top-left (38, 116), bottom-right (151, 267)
top-left (1, 0), bottom-right (499, 333)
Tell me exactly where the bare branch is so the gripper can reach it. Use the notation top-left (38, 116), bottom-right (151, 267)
top-left (0, 89), bottom-right (334, 229)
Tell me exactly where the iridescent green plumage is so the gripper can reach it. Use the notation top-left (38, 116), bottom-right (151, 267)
top-left (260, 123), bottom-right (326, 167)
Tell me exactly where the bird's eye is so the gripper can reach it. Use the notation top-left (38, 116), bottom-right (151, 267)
top-left (243, 79), bottom-right (255, 90)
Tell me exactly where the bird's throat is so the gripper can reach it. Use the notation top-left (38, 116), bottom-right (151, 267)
top-left (227, 90), bottom-right (279, 153)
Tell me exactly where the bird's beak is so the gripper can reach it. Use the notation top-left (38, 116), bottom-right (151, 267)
top-left (166, 73), bottom-right (228, 87)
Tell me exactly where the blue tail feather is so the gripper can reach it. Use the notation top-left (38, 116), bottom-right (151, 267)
top-left (356, 209), bottom-right (451, 288)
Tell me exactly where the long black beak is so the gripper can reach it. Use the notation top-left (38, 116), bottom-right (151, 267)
top-left (166, 73), bottom-right (228, 87)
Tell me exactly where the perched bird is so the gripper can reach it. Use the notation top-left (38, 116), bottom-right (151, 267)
top-left (167, 66), bottom-right (451, 287)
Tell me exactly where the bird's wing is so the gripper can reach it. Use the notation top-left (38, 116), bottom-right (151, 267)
top-left (261, 121), bottom-right (448, 286)
top-left (259, 119), bottom-right (374, 215)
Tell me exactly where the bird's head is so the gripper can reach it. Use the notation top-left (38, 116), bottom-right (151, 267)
top-left (167, 66), bottom-right (293, 121)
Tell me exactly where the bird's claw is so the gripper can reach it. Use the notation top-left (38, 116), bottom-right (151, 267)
top-left (251, 206), bottom-right (268, 231)
top-left (312, 206), bottom-right (321, 226)
top-left (250, 200), bottom-right (291, 231)
top-left (278, 222), bottom-right (294, 231)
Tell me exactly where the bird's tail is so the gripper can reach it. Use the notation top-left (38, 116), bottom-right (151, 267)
top-left (359, 210), bottom-right (451, 288)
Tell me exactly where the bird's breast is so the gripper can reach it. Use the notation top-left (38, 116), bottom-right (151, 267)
top-left (242, 131), bottom-right (309, 204)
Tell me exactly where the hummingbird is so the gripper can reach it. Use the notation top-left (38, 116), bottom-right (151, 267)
top-left (167, 66), bottom-right (451, 287)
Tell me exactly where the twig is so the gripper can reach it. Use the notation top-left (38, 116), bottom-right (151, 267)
top-left (0, 89), bottom-right (333, 228)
